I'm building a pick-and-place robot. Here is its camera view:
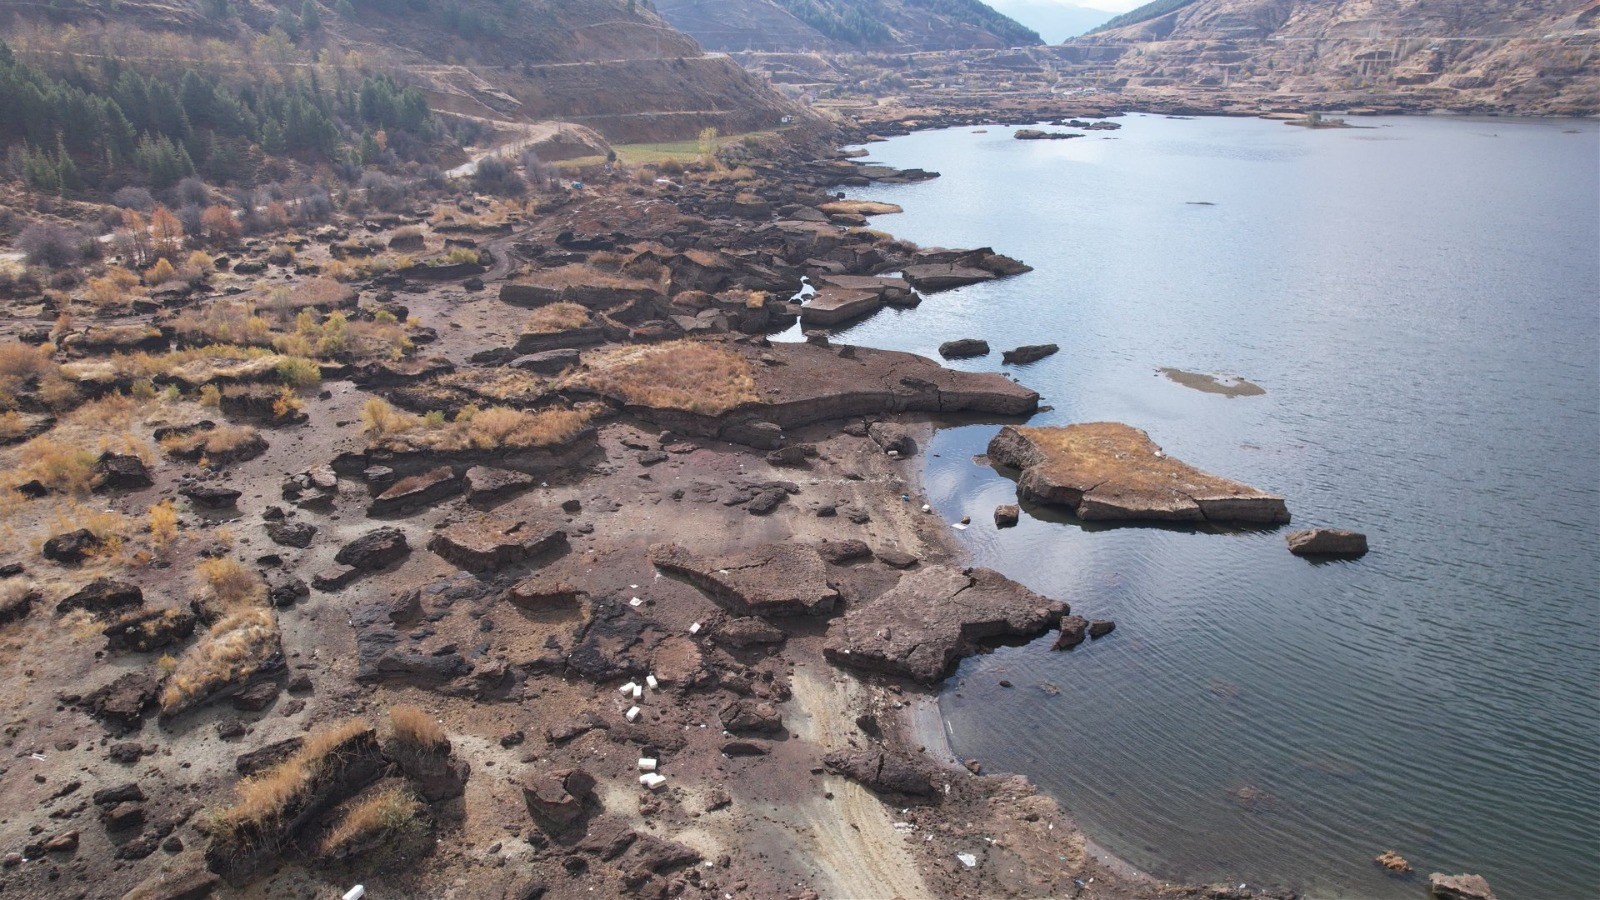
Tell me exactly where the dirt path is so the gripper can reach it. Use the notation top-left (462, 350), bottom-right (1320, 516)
top-left (788, 664), bottom-right (931, 900)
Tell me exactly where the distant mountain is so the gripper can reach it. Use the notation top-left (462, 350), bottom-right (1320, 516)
top-left (986, 0), bottom-right (1116, 43)
top-left (654, 0), bottom-right (1043, 52)
top-left (1071, 0), bottom-right (1598, 115)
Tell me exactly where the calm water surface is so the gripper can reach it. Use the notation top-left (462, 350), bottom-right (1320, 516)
top-left (826, 115), bottom-right (1599, 898)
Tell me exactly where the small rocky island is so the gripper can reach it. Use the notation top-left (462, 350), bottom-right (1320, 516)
top-left (987, 423), bottom-right (1290, 524)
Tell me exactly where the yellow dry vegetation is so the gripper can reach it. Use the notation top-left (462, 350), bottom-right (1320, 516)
top-left (0, 340), bottom-right (58, 409)
top-left (7, 394), bottom-right (155, 494)
top-left (524, 302), bottom-right (591, 335)
top-left (318, 784), bottom-right (423, 858)
top-left (148, 499), bottom-right (178, 548)
top-left (364, 398), bottom-right (594, 452)
top-left (160, 424), bottom-right (261, 461)
top-left (210, 719), bottom-right (370, 847)
top-left (160, 606), bottom-right (278, 714)
top-left (563, 340), bottom-right (757, 415)
top-left (196, 556), bottom-right (267, 609)
top-left (388, 704), bottom-right (447, 754)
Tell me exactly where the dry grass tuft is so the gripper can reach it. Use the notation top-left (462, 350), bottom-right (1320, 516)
top-left (361, 396), bottom-right (421, 439)
top-left (318, 783), bottom-right (423, 858)
top-left (196, 557), bottom-right (266, 610)
top-left (370, 403), bottom-right (594, 452)
top-left (160, 424), bottom-right (262, 462)
top-left (0, 341), bottom-right (57, 409)
top-left (0, 411), bottom-right (27, 442)
top-left (563, 340), bottom-right (757, 415)
top-left (160, 606), bottom-right (278, 714)
top-left (15, 438), bottom-right (99, 494)
top-left (524, 303), bottom-right (591, 335)
top-left (388, 704), bottom-right (448, 754)
top-left (148, 500), bottom-right (178, 548)
top-left (211, 719), bottom-right (369, 846)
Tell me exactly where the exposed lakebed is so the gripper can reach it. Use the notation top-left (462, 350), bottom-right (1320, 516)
top-left (830, 115), bottom-right (1600, 898)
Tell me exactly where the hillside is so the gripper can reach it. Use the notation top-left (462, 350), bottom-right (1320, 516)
top-left (655, 0), bottom-right (1042, 52)
top-left (0, 0), bottom-right (802, 146)
top-left (1070, 0), bottom-right (1598, 114)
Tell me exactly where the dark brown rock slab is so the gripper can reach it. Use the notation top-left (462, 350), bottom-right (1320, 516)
top-left (523, 768), bottom-right (597, 833)
top-left (715, 617), bottom-right (786, 648)
top-left (58, 579), bottom-right (144, 618)
top-left (367, 466), bottom-right (460, 516)
top-left (824, 566), bottom-right (1067, 684)
top-left (650, 542), bottom-right (838, 617)
top-left (334, 527), bottom-right (411, 571)
top-left (902, 263), bottom-right (995, 293)
top-left (43, 528), bottom-right (104, 564)
top-left (939, 338), bottom-right (990, 359)
top-left (103, 608), bottom-right (197, 652)
top-left (428, 519), bottom-right (567, 572)
top-left (464, 466), bottom-right (537, 504)
top-left (822, 749), bottom-right (936, 796)
top-left (1001, 343), bottom-right (1059, 365)
top-left (77, 672), bottom-right (159, 735)
top-left (987, 423), bottom-right (1290, 525)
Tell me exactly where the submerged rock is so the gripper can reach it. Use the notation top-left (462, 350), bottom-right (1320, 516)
top-left (824, 566), bottom-right (1066, 683)
top-left (1429, 873), bottom-right (1497, 900)
top-left (988, 423), bottom-right (1290, 525)
top-left (1287, 528), bottom-right (1368, 557)
top-left (1001, 343), bottom-right (1059, 365)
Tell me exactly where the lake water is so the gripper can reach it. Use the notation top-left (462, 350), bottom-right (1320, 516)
top-left (830, 114), bottom-right (1599, 898)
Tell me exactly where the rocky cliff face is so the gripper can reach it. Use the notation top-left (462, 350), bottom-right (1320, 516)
top-left (1074, 0), bottom-right (1598, 115)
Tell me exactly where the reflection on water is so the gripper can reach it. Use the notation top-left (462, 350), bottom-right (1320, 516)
top-left (834, 115), bottom-right (1600, 899)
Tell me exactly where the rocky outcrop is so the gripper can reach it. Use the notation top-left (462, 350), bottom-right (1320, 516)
top-left (650, 542), bottom-right (839, 616)
top-left (464, 466), bottom-right (536, 504)
top-left (939, 338), bottom-right (990, 359)
top-left (1014, 129), bottom-right (1080, 140)
top-left (902, 263), bottom-right (994, 292)
top-left (715, 617), bottom-right (786, 648)
top-left (799, 287), bottom-right (881, 326)
top-left (523, 768), bottom-right (597, 833)
top-left (428, 519), bottom-right (567, 572)
top-left (92, 453), bottom-right (153, 491)
top-left (987, 423), bottom-right (1290, 525)
top-left (367, 466), bottom-right (461, 516)
top-left (43, 529), bottom-right (105, 564)
top-left (77, 671), bottom-right (160, 735)
top-left (824, 566), bottom-right (1067, 683)
top-left (334, 527), bottom-right (412, 571)
top-left (1001, 343), bottom-right (1059, 365)
top-left (205, 726), bottom-right (386, 886)
top-left (57, 579), bottom-right (144, 619)
top-left (823, 749), bottom-right (937, 796)
top-left (103, 609), bottom-right (197, 653)
top-left (1287, 528), bottom-right (1368, 557)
